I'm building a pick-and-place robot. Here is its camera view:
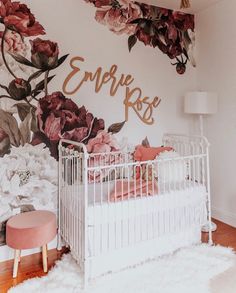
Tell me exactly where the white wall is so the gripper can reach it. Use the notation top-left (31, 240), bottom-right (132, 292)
top-left (196, 0), bottom-right (236, 226)
top-left (24, 0), bottom-right (196, 145)
top-left (0, 0), bottom-right (198, 261)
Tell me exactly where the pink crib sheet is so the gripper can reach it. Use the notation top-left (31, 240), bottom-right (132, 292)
top-left (109, 179), bottom-right (158, 201)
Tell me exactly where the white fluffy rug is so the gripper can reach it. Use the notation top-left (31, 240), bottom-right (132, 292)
top-left (9, 244), bottom-right (235, 293)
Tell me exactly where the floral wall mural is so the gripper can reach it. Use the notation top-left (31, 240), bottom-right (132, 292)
top-left (84, 0), bottom-right (196, 74)
top-left (0, 0), bottom-right (195, 247)
top-left (0, 0), bottom-right (124, 246)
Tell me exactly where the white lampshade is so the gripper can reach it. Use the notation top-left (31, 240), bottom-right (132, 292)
top-left (184, 92), bottom-right (218, 115)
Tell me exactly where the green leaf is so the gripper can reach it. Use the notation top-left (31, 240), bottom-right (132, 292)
top-left (32, 75), bottom-right (55, 97)
top-left (9, 53), bottom-right (35, 68)
top-left (56, 54), bottom-right (69, 68)
top-left (0, 131), bottom-right (10, 157)
top-left (108, 121), bottom-right (125, 134)
top-left (139, 19), bottom-right (150, 29)
top-left (0, 109), bottom-right (21, 146)
top-left (142, 137), bottom-right (150, 147)
top-left (150, 6), bottom-right (159, 19)
top-left (128, 35), bottom-right (137, 52)
top-left (19, 108), bottom-right (33, 145)
top-left (129, 18), bottom-right (143, 24)
top-left (142, 21), bottom-right (153, 35)
top-left (30, 108), bottom-right (39, 133)
top-left (28, 70), bottom-right (43, 83)
top-left (20, 204), bottom-right (36, 213)
top-left (15, 103), bottom-right (31, 121)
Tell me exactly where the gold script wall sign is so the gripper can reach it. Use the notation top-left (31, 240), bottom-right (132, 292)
top-left (62, 56), bottom-right (161, 125)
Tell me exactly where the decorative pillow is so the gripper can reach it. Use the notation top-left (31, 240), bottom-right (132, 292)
top-left (133, 145), bottom-right (173, 181)
top-left (133, 145), bottom-right (173, 162)
top-left (156, 151), bottom-right (188, 184)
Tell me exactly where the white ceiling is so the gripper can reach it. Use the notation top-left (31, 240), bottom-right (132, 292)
top-left (137, 0), bottom-right (221, 13)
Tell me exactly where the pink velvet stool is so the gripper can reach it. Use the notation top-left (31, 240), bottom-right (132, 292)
top-left (6, 210), bottom-right (57, 278)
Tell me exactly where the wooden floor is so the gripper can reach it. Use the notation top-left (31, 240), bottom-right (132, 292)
top-left (0, 247), bottom-right (69, 293)
top-left (1, 219), bottom-right (236, 293)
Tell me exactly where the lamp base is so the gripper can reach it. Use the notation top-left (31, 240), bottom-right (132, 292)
top-left (201, 221), bottom-right (217, 233)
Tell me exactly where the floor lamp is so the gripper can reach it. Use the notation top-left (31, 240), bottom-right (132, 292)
top-left (184, 91), bottom-right (218, 232)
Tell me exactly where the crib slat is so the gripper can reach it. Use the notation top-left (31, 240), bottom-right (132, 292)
top-left (58, 134), bottom-right (212, 285)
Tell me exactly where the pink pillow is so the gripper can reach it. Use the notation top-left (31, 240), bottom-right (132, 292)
top-left (134, 145), bottom-right (173, 161)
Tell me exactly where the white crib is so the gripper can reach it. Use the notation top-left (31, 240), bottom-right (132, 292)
top-left (58, 134), bottom-right (212, 286)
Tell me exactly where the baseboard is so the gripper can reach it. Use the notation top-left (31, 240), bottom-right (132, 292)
top-left (212, 206), bottom-right (236, 228)
top-left (0, 236), bottom-right (57, 263)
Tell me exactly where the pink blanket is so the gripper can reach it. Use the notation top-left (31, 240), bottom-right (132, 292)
top-left (109, 179), bottom-right (158, 202)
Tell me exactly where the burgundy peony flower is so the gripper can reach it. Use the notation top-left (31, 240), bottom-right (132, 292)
top-left (95, 0), bottom-right (142, 35)
top-left (34, 92), bottom-right (105, 159)
top-left (172, 12), bottom-right (194, 32)
top-left (85, 0), bottom-right (112, 8)
top-left (0, 0), bottom-right (15, 18)
top-left (2, 2), bottom-right (45, 37)
top-left (0, 128), bottom-right (10, 157)
top-left (8, 78), bottom-right (31, 100)
top-left (135, 26), bottom-right (151, 46)
top-left (30, 38), bottom-right (59, 70)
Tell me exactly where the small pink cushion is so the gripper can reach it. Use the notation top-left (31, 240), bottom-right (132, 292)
top-left (6, 210), bottom-right (57, 250)
top-left (134, 145), bottom-right (173, 161)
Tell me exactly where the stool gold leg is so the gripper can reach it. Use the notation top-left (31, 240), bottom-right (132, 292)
top-left (42, 244), bottom-right (48, 273)
top-left (13, 250), bottom-right (20, 278)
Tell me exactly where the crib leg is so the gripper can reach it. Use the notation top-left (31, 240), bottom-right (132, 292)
top-left (83, 260), bottom-right (89, 290)
top-left (57, 233), bottom-right (62, 251)
top-left (208, 222), bottom-right (213, 245)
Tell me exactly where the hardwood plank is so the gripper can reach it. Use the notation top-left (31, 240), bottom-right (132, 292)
top-left (1, 219), bottom-right (236, 292)
top-left (202, 219), bottom-right (236, 250)
top-left (0, 247), bottom-right (69, 293)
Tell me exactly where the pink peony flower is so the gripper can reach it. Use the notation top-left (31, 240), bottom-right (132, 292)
top-left (86, 130), bottom-right (121, 182)
top-left (95, 0), bottom-right (142, 35)
top-left (0, 30), bottom-right (27, 54)
top-left (86, 130), bottom-right (119, 153)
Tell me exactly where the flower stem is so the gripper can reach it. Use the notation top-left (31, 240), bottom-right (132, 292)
top-left (32, 96), bottom-right (39, 102)
top-left (1, 28), bottom-right (17, 79)
top-left (24, 98), bottom-right (34, 107)
top-left (81, 118), bottom-right (95, 143)
top-left (44, 70), bottom-right (49, 96)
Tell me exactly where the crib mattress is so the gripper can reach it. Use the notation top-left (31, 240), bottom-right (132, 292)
top-left (87, 183), bottom-right (207, 253)
top-left (87, 183), bottom-right (206, 221)
top-left (64, 180), bottom-right (206, 205)
top-left (63, 181), bottom-right (207, 223)
top-left (61, 181), bottom-right (207, 272)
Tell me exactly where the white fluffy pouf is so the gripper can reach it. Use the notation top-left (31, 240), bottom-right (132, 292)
top-left (9, 244), bottom-right (235, 293)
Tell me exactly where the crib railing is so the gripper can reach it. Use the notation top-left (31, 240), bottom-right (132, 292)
top-left (163, 133), bottom-right (210, 156)
top-left (58, 140), bottom-right (88, 277)
top-left (86, 153), bottom-right (208, 203)
top-left (58, 134), bottom-right (212, 286)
